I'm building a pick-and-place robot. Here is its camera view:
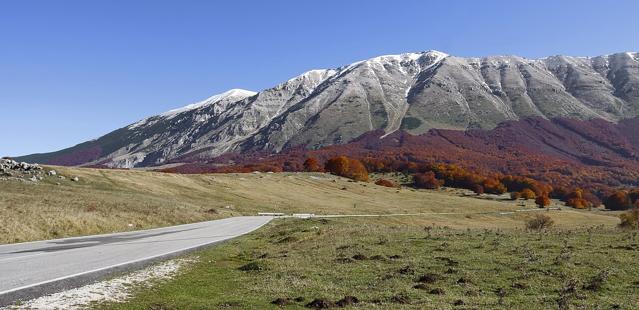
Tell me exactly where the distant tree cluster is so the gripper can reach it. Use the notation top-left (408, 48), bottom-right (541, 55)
top-left (324, 156), bottom-right (369, 182)
top-left (413, 172), bottom-right (443, 189)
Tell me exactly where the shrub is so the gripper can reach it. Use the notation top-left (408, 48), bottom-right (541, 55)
top-left (526, 214), bottom-right (554, 231)
top-left (619, 204), bottom-right (639, 229)
top-left (413, 172), bottom-right (444, 189)
top-left (604, 191), bottom-right (633, 211)
top-left (375, 179), bottom-right (397, 188)
top-left (535, 195), bottom-right (551, 208)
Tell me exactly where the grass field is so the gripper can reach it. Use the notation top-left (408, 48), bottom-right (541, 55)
top-left (2, 166), bottom-right (634, 308)
top-left (98, 217), bottom-right (639, 309)
top-left (0, 167), bottom-right (619, 243)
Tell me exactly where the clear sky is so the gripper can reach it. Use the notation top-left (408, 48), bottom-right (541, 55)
top-left (1, 0), bottom-right (638, 156)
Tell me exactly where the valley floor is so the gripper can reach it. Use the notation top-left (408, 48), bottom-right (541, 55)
top-left (1, 167), bottom-right (633, 309)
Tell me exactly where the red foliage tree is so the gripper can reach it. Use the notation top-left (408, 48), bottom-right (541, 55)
top-left (604, 191), bottom-right (633, 211)
top-left (347, 158), bottom-right (369, 182)
top-left (483, 178), bottom-right (507, 195)
top-left (375, 179), bottom-right (397, 188)
top-left (535, 195), bottom-right (551, 208)
top-left (325, 156), bottom-right (350, 176)
top-left (303, 157), bottom-right (322, 172)
top-left (413, 172), bottom-right (444, 189)
top-left (324, 156), bottom-right (369, 182)
top-left (519, 188), bottom-right (537, 200)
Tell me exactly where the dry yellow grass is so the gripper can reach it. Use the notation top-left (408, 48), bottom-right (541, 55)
top-left (0, 166), bottom-right (620, 243)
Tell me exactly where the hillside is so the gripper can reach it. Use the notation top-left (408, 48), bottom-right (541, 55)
top-left (0, 167), bottom-right (618, 243)
top-left (16, 51), bottom-right (639, 168)
top-left (169, 117), bottom-right (639, 193)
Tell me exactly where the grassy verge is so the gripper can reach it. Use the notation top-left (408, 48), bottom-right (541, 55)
top-left (100, 217), bottom-right (639, 309)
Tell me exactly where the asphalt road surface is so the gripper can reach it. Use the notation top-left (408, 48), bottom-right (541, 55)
top-left (0, 216), bottom-right (273, 306)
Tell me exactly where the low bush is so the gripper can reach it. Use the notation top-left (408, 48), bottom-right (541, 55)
top-left (526, 214), bottom-right (554, 231)
top-left (375, 179), bottom-right (397, 188)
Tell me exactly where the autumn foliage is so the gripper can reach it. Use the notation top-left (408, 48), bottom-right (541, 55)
top-left (324, 156), bottom-right (369, 182)
top-left (413, 172), bottom-right (444, 189)
top-left (564, 188), bottom-right (591, 209)
top-left (375, 179), bottom-right (398, 188)
top-left (535, 195), bottom-right (551, 208)
top-left (604, 191), bottom-right (633, 211)
top-left (160, 117), bottom-right (639, 211)
top-left (303, 157), bottom-right (322, 172)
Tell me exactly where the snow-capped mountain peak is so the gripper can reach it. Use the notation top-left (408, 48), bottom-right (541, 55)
top-left (160, 88), bottom-right (256, 119)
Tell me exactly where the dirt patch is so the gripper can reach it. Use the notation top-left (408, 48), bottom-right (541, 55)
top-left (238, 261), bottom-right (267, 272)
top-left (336, 296), bottom-right (359, 307)
top-left (397, 265), bottom-right (415, 275)
top-left (429, 288), bottom-right (446, 295)
top-left (335, 257), bottom-right (354, 264)
top-left (351, 254), bottom-right (368, 260)
top-left (417, 273), bottom-right (441, 284)
top-left (436, 256), bottom-right (459, 266)
top-left (271, 298), bottom-right (292, 306)
top-left (306, 298), bottom-right (336, 309)
top-left (413, 283), bottom-right (429, 290)
top-left (277, 236), bottom-right (300, 243)
top-left (390, 294), bottom-right (411, 304)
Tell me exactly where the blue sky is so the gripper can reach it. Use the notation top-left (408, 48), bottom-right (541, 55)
top-left (1, 0), bottom-right (638, 156)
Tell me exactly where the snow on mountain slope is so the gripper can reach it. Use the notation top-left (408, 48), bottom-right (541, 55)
top-left (17, 50), bottom-right (639, 168)
top-left (160, 89), bottom-right (257, 119)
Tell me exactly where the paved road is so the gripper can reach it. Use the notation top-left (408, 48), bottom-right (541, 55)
top-left (0, 216), bottom-right (272, 306)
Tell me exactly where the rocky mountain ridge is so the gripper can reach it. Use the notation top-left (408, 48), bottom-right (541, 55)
top-left (17, 50), bottom-right (639, 168)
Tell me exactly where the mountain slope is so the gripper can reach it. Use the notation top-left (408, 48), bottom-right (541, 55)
top-left (17, 51), bottom-right (639, 168)
top-left (185, 117), bottom-right (639, 191)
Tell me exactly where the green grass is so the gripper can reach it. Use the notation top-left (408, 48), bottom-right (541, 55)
top-left (100, 218), bottom-right (639, 309)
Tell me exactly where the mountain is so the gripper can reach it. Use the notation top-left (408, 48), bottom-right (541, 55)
top-left (174, 117), bottom-right (639, 191)
top-left (17, 51), bottom-right (639, 168)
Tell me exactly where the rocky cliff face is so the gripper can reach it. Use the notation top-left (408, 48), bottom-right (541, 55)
top-left (17, 51), bottom-right (639, 168)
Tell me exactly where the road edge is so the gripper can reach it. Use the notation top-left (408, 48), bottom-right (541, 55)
top-left (0, 217), bottom-right (272, 307)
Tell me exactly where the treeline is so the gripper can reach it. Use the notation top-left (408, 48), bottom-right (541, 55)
top-left (162, 151), bottom-right (639, 211)
top-left (303, 156), bottom-right (639, 211)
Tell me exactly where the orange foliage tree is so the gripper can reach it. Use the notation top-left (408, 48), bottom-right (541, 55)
top-left (375, 179), bottom-right (397, 188)
top-left (604, 191), bottom-right (633, 211)
top-left (535, 195), bottom-right (551, 208)
top-left (324, 156), bottom-right (369, 182)
top-left (519, 188), bottom-right (537, 200)
top-left (303, 157), bottom-right (322, 172)
top-left (565, 188), bottom-right (590, 209)
top-left (413, 172), bottom-right (444, 189)
top-left (483, 178), bottom-right (507, 195)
